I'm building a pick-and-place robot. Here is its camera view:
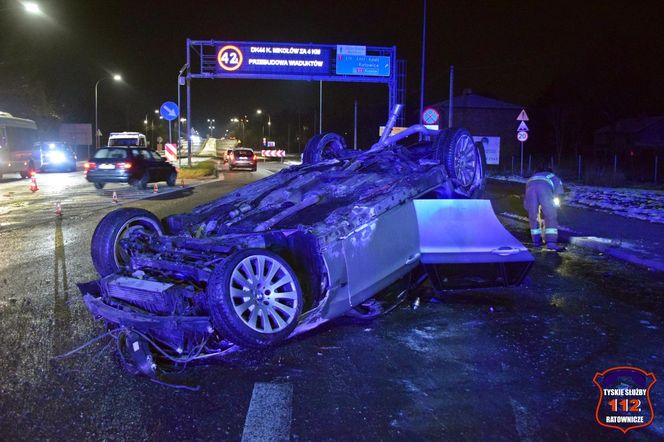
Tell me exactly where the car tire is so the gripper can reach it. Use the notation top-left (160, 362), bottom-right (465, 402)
top-left (251, 166), bottom-right (257, 172)
top-left (166, 171), bottom-right (177, 187)
top-left (434, 128), bottom-right (485, 198)
top-left (207, 249), bottom-right (303, 348)
top-left (90, 208), bottom-right (163, 276)
top-left (134, 174), bottom-right (149, 190)
top-left (302, 132), bottom-right (347, 164)
top-left (94, 182), bottom-right (105, 189)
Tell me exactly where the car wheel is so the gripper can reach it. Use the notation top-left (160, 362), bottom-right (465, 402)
top-left (434, 128), bottom-right (485, 198)
top-left (94, 182), bottom-right (105, 190)
top-left (19, 171), bottom-right (27, 179)
top-left (302, 132), bottom-right (347, 164)
top-left (251, 166), bottom-right (257, 172)
top-left (134, 174), bottom-right (149, 190)
top-left (90, 208), bottom-right (163, 276)
top-left (166, 171), bottom-right (177, 187)
top-left (208, 249), bottom-right (303, 348)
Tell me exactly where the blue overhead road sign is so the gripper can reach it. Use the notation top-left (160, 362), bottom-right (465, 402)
top-left (336, 54), bottom-right (390, 77)
top-left (160, 101), bottom-right (179, 121)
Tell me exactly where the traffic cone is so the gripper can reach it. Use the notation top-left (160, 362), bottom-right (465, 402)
top-left (112, 191), bottom-right (118, 204)
top-left (55, 202), bottom-right (62, 217)
top-left (29, 176), bottom-right (38, 192)
top-left (153, 183), bottom-right (158, 193)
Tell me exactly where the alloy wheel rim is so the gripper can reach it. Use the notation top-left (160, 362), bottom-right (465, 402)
top-left (453, 135), bottom-right (478, 187)
top-left (229, 255), bottom-right (298, 334)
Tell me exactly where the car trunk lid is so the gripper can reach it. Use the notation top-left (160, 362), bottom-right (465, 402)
top-left (413, 199), bottom-right (533, 289)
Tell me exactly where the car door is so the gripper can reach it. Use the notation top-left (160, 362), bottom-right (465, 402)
top-left (147, 150), bottom-right (170, 181)
top-left (341, 202), bottom-right (421, 307)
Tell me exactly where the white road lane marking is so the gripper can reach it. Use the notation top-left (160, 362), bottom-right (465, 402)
top-left (241, 382), bottom-right (293, 442)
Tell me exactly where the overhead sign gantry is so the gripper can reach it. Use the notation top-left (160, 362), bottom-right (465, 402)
top-left (182, 39), bottom-right (405, 163)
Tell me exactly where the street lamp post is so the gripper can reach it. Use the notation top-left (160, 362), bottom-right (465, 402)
top-left (256, 109), bottom-right (272, 139)
top-left (94, 74), bottom-right (122, 148)
top-left (207, 118), bottom-right (216, 137)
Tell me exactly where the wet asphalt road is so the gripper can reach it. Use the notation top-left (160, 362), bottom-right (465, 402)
top-left (0, 175), bottom-right (663, 441)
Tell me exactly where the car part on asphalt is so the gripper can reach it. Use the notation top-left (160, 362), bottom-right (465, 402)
top-left (77, 104), bottom-right (534, 375)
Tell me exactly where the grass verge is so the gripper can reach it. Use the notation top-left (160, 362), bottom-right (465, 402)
top-left (177, 160), bottom-right (218, 179)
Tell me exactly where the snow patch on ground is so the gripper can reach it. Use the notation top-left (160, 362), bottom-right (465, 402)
top-left (489, 174), bottom-right (664, 224)
top-left (566, 185), bottom-right (664, 224)
top-left (489, 174), bottom-right (528, 183)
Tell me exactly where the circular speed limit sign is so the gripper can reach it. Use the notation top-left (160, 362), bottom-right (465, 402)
top-left (217, 45), bottom-right (243, 71)
top-left (517, 130), bottom-right (528, 142)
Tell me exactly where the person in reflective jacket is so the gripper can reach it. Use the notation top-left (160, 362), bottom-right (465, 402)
top-left (524, 166), bottom-right (564, 250)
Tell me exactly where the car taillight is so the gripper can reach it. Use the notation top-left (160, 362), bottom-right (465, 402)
top-left (252, 154), bottom-right (257, 161)
top-left (84, 162), bottom-right (96, 169)
top-left (119, 162), bottom-right (132, 169)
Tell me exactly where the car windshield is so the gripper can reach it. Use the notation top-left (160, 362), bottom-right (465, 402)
top-left (93, 148), bottom-right (128, 159)
top-left (109, 138), bottom-right (139, 146)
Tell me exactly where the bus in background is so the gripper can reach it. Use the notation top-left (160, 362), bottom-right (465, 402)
top-left (0, 112), bottom-right (39, 179)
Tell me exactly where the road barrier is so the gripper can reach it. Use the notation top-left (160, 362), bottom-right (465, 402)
top-left (165, 143), bottom-right (177, 163)
top-left (261, 149), bottom-right (286, 158)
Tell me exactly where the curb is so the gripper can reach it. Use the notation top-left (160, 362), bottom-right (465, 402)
top-left (497, 212), bottom-right (663, 272)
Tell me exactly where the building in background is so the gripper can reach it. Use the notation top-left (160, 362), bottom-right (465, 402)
top-left (594, 116), bottom-right (664, 181)
top-left (430, 91), bottom-right (523, 169)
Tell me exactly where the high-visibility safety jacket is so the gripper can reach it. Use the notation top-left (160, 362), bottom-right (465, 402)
top-left (526, 172), bottom-right (563, 196)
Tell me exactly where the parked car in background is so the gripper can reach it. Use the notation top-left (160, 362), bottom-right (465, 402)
top-left (37, 141), bottom-right (77, 172)
top-left (223, 149), bottom-right (233, 163)
top-left (84, 147), bottom-right (176, 189)
top-left (107, 132), bottom-right (147, 148)
top-left (229, 148), bottom-right (257, 171)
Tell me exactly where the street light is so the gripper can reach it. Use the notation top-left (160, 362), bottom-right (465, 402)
top-left (94, 73), bottom-right (123, 148)
top-left (256, 109), bottom-right (272, 138)
top-left (22, 2), bottom-right (42, 14)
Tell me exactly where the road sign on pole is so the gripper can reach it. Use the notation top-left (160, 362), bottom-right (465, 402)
top-left (422, 108), bottom-right (440, 125)
top-left (516, 109), bottom-right (529, 121)
top-left (160, 101), bottom-right (179, 121)
top-left (517, 131), bottom-right (528, 142)
top-left (517, 121), bottom-right (529, 132)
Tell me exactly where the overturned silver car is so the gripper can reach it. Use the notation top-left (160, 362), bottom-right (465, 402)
top-left (80, 106), bottom-right (533, 374)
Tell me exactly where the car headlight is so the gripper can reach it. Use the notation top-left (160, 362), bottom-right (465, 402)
top-left (48, 151), bottom-right (66, 164)
top-left (553, 197), bottom-right (561, 207)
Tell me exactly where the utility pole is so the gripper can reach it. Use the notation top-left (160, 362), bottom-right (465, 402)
top-left (354, 100), bottom-right (358, 149)
top-left (419, 0), bottom-right (427, 128)
top-left (448, 65), bottom-right (454, 128)
top-left (319, 81), bottom-right (323, 133)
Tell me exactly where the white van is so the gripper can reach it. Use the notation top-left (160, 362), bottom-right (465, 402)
top-left (107, 132), bottom-right (147, 148)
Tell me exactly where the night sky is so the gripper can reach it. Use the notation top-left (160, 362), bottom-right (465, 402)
top-left (1, 0), bottom-right (662, 148)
